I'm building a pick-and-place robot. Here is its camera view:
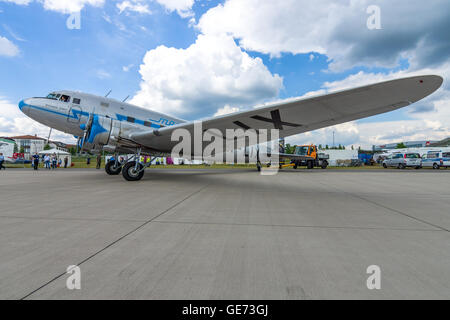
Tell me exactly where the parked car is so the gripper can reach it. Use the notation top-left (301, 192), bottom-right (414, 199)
top-left (382, 153), bottom-right (422, 169)
top-left (422, 151), bottom-right (450, 169)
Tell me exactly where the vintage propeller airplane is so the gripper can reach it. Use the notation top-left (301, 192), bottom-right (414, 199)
top-left (19, 75), bottom-right (443, 181)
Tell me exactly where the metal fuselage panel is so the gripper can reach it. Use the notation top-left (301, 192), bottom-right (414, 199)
top-left (19, 91), bottom-right (184, 144)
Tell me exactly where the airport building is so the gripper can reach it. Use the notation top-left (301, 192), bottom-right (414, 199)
top-left (7, 135), bottom-right (46, 157)
top-left (373, 140), bottom-right (438, 152)
top-left (3, 135), bottom-right (75, 159)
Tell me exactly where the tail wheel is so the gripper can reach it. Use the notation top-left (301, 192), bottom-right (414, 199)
top-left (122, 161), bottom-right (145, 181)
top-left (105, 160), bottom-right (122, 175)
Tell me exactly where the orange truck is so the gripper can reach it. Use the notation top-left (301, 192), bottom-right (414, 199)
top-left (279, 144), bottom-right (329, 169)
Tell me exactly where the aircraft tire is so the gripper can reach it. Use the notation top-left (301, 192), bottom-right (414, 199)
top-left (122, 161), bottom-right (145, 181)
top-left (105, 160), bottom-right (122, 175)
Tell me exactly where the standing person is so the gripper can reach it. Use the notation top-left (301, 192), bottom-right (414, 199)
top-left (96, 153), bottom-right (102, 169)
top-left (64, 156), bottom-right (68, 168)
top-left (52, 153), bottom-right (57, 169)
top-left (86, 156), bottom-right (91, 166)
top-left (33, 153), bottom-right (39, 170)
top-left (44, 154), bottom-right (51, 169)
top-left (58, 158), bottom-right (62, 168)
top-left (0, 153), bottom-right (5, 170)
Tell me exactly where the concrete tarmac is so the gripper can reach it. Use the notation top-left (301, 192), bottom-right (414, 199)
top-left (0, 168), bottom-right (449, 299)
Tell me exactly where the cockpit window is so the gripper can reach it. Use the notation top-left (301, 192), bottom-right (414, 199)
top-left (46, 93), bottom-right (59, 100)
top-left (60, 95), bottom-right (71, 103)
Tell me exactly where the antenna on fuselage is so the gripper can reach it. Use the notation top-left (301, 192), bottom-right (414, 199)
top-left (122, 95), bottom-right (130, 103)
top-left (105, 90), bottom-right (112, 98)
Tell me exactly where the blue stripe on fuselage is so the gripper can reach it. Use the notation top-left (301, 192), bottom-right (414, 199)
top-left (20, 102), bottom-right (166, 129)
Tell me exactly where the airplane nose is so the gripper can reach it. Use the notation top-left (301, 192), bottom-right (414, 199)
top-left (18, 99), bottom-right (31, 115)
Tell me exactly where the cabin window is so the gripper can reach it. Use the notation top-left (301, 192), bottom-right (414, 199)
top-left (73, 98), bottom-right (81, 105)
top-left (127, 117), bottom-right (135, 123)
top-left (100, 102), bottom-right (109, 108)
top-left (60, 95), bottom-right (71, 103)
top-left (144, 121), bottom-right (152, 127)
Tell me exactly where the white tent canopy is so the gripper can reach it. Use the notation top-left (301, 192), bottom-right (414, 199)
top-left (38, 148), bottom-right (70, 155)
top-left (38, 148), bottom-right (72, 167)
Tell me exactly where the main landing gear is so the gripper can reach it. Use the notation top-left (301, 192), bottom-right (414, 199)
top-left (122, 161), bottom-right (145, 181)
top-left (105, 150), bottom-right (158, 182)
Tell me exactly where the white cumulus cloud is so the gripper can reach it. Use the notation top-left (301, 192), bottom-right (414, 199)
top-left (155, 0), bottom-right (195, 18)
top-left (214, 105), bottom-right (240, 117)
top-left (0, 0), bottom-right (32, 5)
top-left (0, 36), bottom-right (19, 57)
top-left (0, 0), bottom-right (105, 13)
top-left (198, 0), bottom-right (450, 72)
top-left (131, 33), bottom-right (283, 118)
top-left (117, 0), bottom-right (151, 15)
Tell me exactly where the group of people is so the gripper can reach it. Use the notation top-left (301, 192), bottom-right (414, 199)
top-left (32, 153), bottom-right (69, 170)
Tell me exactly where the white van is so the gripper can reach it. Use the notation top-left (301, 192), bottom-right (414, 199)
top-left (382, 152), bottom-right (422, 169)
top-left (422, 151), bottom-right (450, 169)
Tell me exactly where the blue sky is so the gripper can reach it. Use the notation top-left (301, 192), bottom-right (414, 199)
top-left (0, 0), bottom-right (449, 147)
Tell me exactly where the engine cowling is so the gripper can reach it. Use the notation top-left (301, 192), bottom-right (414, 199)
top-left (80, 115), bottom-right (121, 152)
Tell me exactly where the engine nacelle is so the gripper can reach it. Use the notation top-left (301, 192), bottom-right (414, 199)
top-left (80, 115), bottom-right (121, 152)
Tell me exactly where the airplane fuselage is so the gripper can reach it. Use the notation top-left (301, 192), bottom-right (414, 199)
top-left (19, 90), bottom-right (184, 140)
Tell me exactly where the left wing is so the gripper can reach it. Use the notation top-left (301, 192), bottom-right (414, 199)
top-left (127, 75), bottom-right (443, 154)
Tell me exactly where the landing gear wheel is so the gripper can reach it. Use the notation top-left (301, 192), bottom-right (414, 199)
top-left (122, 161), bottom-right (145, 181)
top-left (105, 160), bottom-right (122, 175)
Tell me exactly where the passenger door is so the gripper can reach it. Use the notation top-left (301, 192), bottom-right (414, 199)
top-left (391, 154), bottom-right (402, 167)
top-left (68, 97), bottom-right (82, 123)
